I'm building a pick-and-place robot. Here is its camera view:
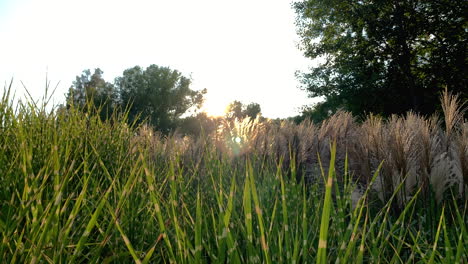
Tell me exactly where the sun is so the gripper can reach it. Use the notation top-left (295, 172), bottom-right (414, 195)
top-left (202, 96), bottom-right (229, 117)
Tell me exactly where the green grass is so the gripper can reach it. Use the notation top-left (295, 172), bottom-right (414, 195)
top-left (0, 87), bottom-right (467, 263)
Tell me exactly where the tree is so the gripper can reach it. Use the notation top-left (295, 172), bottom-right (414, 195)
top-left (115, 65), bottom-right (206, 133)
top-left (66, 68), bottom-right (117, 120)
top-left (226, 100), bottom-right (244, 120)
top-left (225, 101), bottom-right (262, 120)
top-left (296, 101), bottom-right (337, 124)
top-left (179, 112), bottom-right (218, 137)
top-left (244, 103), bottom-right (262, 119)
top-left (294, 0), bottom-right (467, 117)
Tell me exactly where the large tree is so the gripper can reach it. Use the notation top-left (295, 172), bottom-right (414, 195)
top-left (294, 0), bottom-right (467, 117)
top-left (115, 65), bottom-right (205, 133)
top-left (244, 103), bottom-right (262, 119)
top-left (66, 68), bottom-right (117, 120)
top-left (225, 100), bottom-right (244, 120)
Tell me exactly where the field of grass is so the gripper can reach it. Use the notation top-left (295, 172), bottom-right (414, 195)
top-left (0, 87), bottom-right (467, 263)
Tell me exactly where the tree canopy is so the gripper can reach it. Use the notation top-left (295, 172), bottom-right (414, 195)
top-left (294, 0), bottom-right (467, 118)
top-left (115, 65), bottom-right (205, 133)
top-left (66, 68), bottom-right (116, 120)
top-left (225, 101), bottom-right (262, 120)
top-left (66, 65), bottom-right (206, 133)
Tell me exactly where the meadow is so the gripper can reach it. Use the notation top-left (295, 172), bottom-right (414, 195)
top-left (0, 87), bottom-right (467, 263)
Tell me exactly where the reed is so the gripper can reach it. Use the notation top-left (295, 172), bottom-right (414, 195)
top-left (0, 84), bottom-right (466, 263)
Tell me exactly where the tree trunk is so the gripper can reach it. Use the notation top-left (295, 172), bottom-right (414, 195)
top-left (394, 2), bottom-right (423, 113)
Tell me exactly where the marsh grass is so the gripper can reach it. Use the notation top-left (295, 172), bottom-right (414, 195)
top-left (0, 84), bottom-right (467, 263)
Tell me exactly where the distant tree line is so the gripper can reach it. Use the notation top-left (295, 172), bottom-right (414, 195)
top-left (66, 0), bottom-right (467, 127)
top-left (66, 65), bottom-right (206, 134)
top-left (65, 65), bottom-right (262, 135)
top-left (294, 0), bottom-right (467, 122)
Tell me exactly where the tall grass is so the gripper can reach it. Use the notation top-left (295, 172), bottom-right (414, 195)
top-left (214, 90), bottom-right (467, 208)
top-left (0, 85), bottom-right (466, 263)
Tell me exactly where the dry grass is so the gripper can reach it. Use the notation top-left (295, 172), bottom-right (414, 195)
top-left (135, 90), bottom-right (467, 206)
top-left (2, 85), bottom-right (466, 263)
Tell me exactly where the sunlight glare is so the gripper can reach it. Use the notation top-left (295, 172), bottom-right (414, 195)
top-left (202, 96), bottom-right (229, 117)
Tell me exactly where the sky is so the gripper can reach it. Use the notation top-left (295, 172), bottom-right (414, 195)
top-left (0, 0), bottom-right (319, 118)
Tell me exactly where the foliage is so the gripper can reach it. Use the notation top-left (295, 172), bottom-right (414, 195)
top-left (226, 100), bottom-right (262, 120)
top-left (294, 0), bottom-right (467, 117)
top-left (178, 112), bottom-right (219, 137)
top-left (115, 65), bottom-right (206, 133)
top-left (66, 68), bottom-right (117, 120)
top-left (1, 85), bottom-right (466, 263)
top-left (244, 102), bottom-right (262, 119)
top-left (226, 100), bottom-right (244, 120)
top-left (293, 100), bottom-right (339, 124)
top-left (66, 65), bottom-right (206, 134)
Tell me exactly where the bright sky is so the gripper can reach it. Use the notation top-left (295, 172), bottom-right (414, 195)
top-left (0, 0), bottom-right (319, 118)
